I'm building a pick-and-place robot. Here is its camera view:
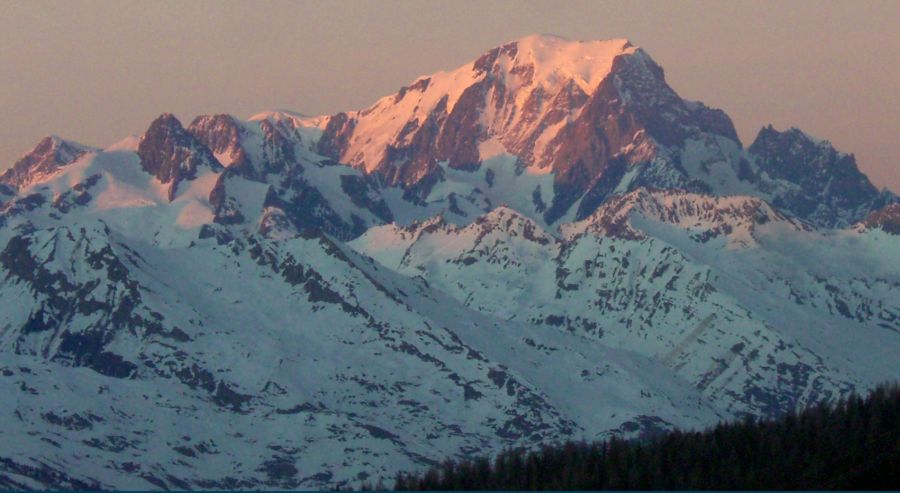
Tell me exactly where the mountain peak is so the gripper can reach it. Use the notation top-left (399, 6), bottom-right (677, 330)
top-left (3, 35), bottom-right (900, 491)
top-left (747, 123), bottom-right (888, 226)
top-left (148, 112), bottom-right (183, 130)
top-left (564, 189), bottom-right (794, 244)
top-left (0, 135), bottom-right (94, 190)
top-left (507, 33), bottom-right (635, 55)
top-left (485, 34), bottom-right (639, 95)
top-left (515, 32), bottom-right (631, 43)
top-left (754, 125), bottom-right (833, 151)
top-left (138, 112), bottom-right (222, 200)
top-left (247, 109), bottom-right (321, 128)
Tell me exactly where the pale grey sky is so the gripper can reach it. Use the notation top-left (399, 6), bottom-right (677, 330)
top-left (1, 0), bottom-right (897, 190)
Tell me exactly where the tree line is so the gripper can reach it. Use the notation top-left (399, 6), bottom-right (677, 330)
top-left (389, 383), bottom-right (899, 490)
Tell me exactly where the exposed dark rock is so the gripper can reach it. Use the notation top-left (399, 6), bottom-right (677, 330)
top-left (188, 114), bottom-right (246, 165)
top-left (137, 113), bottom-right (222, 201)
top-left (0, 226), bottom-right (197, 380)
top-left (0, 136), bottom-right (92, 190)
top-left (544, 51), bottom-right (739, 223)
top-left (308, 39), bottom-right (751, 225)
top-left (259, 457), bottom-right (298, 482)
top-left (2, 193), bottom-right (47, 216)
top-left (359, 424), bottom-right (403, 445)
top-left (340, 174), bottom-right (394, 223)
top-left (0, 457), bottom-right (103, 490)
top-left (863, 203), bottom-right (900, 234)
top-left (317, 112), bottom-right (356, 161)
top-left (52, 174), bottom-right (101, 213)
top-left (748, 126), bottom-right (893, 226)
top-left (273, 174), bottom-right (368, 240)
top-left (56, 331), bottom-right (137, 379)
top-left (41, 411), bottom-right (103, 431)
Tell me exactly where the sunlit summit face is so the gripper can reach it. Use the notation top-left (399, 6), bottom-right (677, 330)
top-left (0, 2), bottom-right (897, 191)
top-left (0, 3), bottom-right (897, 489)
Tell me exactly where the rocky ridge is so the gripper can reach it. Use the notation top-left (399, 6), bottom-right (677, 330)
top-left (0, 34), bottom-right (897, 489)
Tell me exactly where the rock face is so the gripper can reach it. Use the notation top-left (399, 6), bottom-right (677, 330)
top-left (137, 113), bottom-right (223, 201)
top-left (186, 112), bottom-right (393, 239)
top-left (188, 113), bottom-right (299, 180)
top-left (539, 50), bottom-right (740, 222)
top-left (354, 191), bottom-right (900, 419)
top-left (747, 126), bottom-right (893, 226)
top-left (315, 38), bottom-right (644, 190)
top-left (310, 34), bottom-right (890, 228)
top-left (0, 224), bottom-right (144, 379)
top-left (0, 136), bottom-right (94, 190)
top-left (313, 36), bottom-right (741, 220)
top-left (863, 203), bottom-right (900, 234)
top-left (0, 34), bottom-right (897, 489)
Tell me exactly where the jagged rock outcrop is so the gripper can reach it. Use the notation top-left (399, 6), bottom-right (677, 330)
top-left (137, 113), bottom-right (223, 201)
top-left (0, 33), bottom-right (897, 490)
top-left (0, 136), bottom-right (94, 190)
top-left (314, 35), bottom-right (744, 225)
top-left (540, 49), bottom-right (741, 222)
top-left (316, 36), bottom-right (661, 200)
top-left (747, 126), bottom-right (894, 226)
top-left (863, 203), bottom-right (900, 234)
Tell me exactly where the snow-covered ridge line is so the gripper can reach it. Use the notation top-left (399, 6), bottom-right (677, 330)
top-left (0, 33), bottom-right (898, 489)
top-left (4, 31), bottom-right (894, 233)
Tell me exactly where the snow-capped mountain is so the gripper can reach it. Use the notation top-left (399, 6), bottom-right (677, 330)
top-left (312, 34), bottom-right (892, 228)
top-left (0, 34), bottom-right (897, 489)
top-left (353, 189), bottom-right (898, 419)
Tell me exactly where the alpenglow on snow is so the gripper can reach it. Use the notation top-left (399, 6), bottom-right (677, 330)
top-left (0, 34), bottom-right (897, 489)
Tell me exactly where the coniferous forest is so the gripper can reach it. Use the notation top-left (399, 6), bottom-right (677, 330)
top-left (392, 384), bottom-right (900, 490)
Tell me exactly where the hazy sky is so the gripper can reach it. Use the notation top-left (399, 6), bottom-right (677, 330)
top-left (1, 0), bottom-right (897, 190)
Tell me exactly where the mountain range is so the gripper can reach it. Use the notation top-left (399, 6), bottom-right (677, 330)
top-left (0, 34), bottom-right (897, 489)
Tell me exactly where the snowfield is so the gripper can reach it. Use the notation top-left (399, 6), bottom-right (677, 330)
top-left (0, 34), bottom-right (897, 489)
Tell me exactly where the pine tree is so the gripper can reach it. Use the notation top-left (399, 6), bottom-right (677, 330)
top-left (395, 383), bottom-right (900, 491)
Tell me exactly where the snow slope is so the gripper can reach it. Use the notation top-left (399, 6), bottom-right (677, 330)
top-left (0, 33), bottom-right (897, 489)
